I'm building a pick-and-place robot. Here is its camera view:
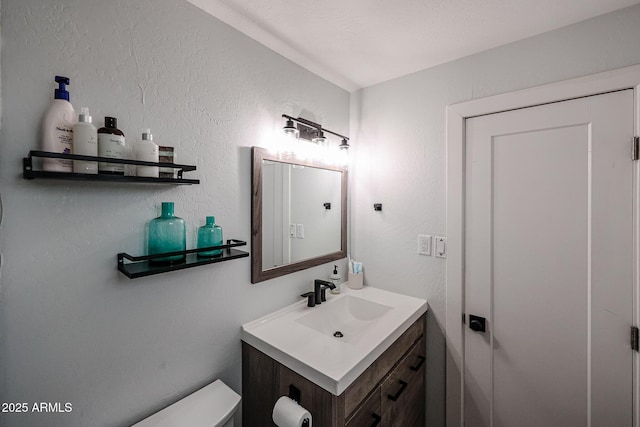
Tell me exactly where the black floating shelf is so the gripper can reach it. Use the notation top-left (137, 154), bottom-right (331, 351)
top-left (118, 239), bottom-right (249, 279)
top-left (23, 150), bottom-right (199, 185)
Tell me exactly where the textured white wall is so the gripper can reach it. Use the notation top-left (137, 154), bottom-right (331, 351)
top-left (0, 1), bottom-right (348, 426)
top-left (5, 1), bottom-right (640, 426)
top-left (350, 5), bottom-right (640, 427)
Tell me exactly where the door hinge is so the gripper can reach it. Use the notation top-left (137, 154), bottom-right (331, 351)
top-left (633, 137), bottom-right (639, 161)
top-left (631, 326), bottom-right (639, 351)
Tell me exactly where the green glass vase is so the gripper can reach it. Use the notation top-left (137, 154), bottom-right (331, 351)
top-left (197, 216), bottom-right (223, 257)
top-left (148, 202), bottom-right (186, 265)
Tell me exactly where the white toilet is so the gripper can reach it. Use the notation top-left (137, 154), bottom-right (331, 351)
top-left (132, 379), bottom-right (241, 427)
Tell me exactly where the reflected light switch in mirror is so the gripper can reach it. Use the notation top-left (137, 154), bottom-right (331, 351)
top-left (296, 224), bottom-right (305, 239)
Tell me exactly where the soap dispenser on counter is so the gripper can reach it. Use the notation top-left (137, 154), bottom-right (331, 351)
top-left (329, 265), bottom-right (341, 294)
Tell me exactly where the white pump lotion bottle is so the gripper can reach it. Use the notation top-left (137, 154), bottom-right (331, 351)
top-left (42, 76), bottom-right (76, 172)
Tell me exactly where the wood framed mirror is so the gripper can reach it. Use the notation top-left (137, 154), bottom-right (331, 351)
top-left (251, 146), bottom-right (347, 283)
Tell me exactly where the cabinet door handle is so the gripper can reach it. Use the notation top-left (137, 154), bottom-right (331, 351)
top-left (370, 413), bottom-right (381, 427)
top-left (387, 380), bottom-right (408, 402)
top-left (410, 355), bottom-right (426, 371)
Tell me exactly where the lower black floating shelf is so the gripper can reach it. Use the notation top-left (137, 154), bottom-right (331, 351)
top-left (118, 239), bottom-right (249, 279)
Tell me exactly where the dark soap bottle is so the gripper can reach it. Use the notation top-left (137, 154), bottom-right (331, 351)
top-left (97, 116), bottom-right (126, 174)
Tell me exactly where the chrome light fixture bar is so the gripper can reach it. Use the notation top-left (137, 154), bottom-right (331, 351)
top-left (282, 114), bottom-right (350, 149)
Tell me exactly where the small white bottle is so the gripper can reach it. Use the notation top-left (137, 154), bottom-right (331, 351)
top-left (72, 107), bottom-right (98, 174)
top-left (329, 265), bottom-right (341, 294)
top-left (134, 129), bottom-right (159, 178)
top-left (42, 76), bottom-right (76, 172)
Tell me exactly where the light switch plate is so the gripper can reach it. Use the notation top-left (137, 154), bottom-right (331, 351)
top-left (418, 235), bottom-right (432, 256)
top-left (296, 223), bottom-right (305, 239)
top-left (434, 236), bottom-right (447, 258)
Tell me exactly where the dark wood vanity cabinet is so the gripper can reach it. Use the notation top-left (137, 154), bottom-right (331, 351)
top-left (380, 338), bottom-right (426, 426)
top-left (242, 314), bottom-right (426, 426)
top-left (345, 387), bottom-right (381, 427)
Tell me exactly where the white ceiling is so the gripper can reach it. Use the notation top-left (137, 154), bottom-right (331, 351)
top-left (188, 0), bottom-right (639, 92)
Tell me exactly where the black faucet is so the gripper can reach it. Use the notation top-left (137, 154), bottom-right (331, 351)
top-left (300, 291), bottom-right (316, 307)
top-left (301, 279), bottom-right (336, 307)
top-left (314, 279), bottom-right (335, 305)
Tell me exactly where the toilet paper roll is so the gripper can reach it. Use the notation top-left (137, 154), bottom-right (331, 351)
top-left (272, 396), bottom-right (312, 427)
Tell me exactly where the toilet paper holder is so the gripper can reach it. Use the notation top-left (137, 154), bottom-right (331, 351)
top-left (288, 384), bottom-right (301, 403)
top-left (288, 385), bottom-right (310, 426)
top-left (273, 389), bottom-right (311, 427)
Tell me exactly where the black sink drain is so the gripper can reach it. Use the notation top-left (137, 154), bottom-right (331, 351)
top-left (333, 331), bottom-right (344, 338)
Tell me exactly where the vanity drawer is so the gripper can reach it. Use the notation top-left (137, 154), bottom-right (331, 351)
top-left (344, 314), bottom-right (425, 418)
top-left (345, 388), bottom-right (381, 427)
top-left (381, 337), bottom-right (426, 427)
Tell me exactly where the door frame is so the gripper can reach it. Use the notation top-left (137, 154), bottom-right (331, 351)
top-left (445, 64), bottom-right (640, 427)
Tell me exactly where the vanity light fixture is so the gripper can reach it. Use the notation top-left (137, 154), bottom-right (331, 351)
top-left (282, 118), bottom-right (299, 138)
top-left (281, 114), bottom-right (349, 149)
top-left (312, 130), bottom-right (326, 145)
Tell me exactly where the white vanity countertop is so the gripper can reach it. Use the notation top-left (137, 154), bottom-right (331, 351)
top-left (241, 285), bottom-right (428, 395)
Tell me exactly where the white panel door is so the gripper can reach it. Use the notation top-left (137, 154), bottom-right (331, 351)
top-left (464, 89), bottom-right (634, 427)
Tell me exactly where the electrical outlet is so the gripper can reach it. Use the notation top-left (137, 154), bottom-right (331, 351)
top-left (296, 223), bottom-right (305, 239)
top-left (435, 236), bottom-right (447, 258)
top-left (418, 235), bottom-right (432, 256)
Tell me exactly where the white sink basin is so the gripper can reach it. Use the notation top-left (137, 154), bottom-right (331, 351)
top-left (242, 286), bottom-right (427, 395)
top-left (296, 295), bottom-right (392, 343)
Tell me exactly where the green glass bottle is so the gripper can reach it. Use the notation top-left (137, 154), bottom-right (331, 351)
top-left (148, 202), bottom-right (186, 265)
top-left (197, 216), bottom-right (223, 257)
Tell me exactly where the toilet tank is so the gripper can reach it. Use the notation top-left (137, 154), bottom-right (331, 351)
top-left (132, 379), bottom-right (241, 427)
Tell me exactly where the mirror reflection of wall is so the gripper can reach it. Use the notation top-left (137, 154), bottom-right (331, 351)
top-left (252, 146), bottom-right (347, 284)
top-left (262, 160), bottom-right (341, 269)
